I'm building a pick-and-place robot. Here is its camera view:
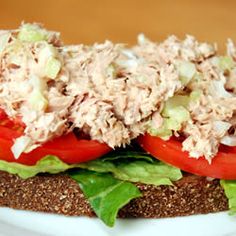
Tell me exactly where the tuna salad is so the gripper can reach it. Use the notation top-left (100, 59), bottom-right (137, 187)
top-left (0, 23), bottom-right (236, 162)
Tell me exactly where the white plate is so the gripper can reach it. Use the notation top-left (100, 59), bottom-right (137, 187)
top-left (0, 207), bottom-right (236, 236)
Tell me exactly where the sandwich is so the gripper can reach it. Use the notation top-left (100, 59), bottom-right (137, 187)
top-left (0, 23), bottom-right (235, 227)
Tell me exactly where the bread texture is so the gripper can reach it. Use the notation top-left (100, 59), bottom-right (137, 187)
top-left (0, 171), bottom-right (228, 218)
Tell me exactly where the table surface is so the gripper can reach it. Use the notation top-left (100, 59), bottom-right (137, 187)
top-left (0, 0), bottom-right (235, 52)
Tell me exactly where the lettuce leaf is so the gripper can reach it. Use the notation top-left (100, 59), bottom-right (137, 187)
top-left (0, 151), bottom-right (182, 185)
top-left (0, 155), bottom-right (74, 179)
top-left (78, 159), bottom-right (182, 185)
top-left (221, 180), bottom-right (236, 214)
top-left (68, 169), bottom-right (141, 226)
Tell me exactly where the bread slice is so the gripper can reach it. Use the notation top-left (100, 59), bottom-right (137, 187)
top-left (0, 171), bottom-right (228, 218)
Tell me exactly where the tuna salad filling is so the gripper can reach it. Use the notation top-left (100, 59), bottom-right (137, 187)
top-left (0, 23), bottom-right (236, 162)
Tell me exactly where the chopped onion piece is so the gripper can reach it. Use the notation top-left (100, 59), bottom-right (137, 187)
top-left (11, 136), bottom-right (31, 159)
top-left (117, 49), bottom-right (144, 69)
top-left (122, 49), bottom-right (137, 59)
top-left (213, 121), bottom-right (231, 137)
top-left (29, 75), bottom-right (46, 91)
top-left (209, 79), bottom-right (232, 98)
top-left (39, 44), bottom-right (57, 63)
top-left (221, 135), bottom-right (236, 146)
top-left (116, 59), bottom-right (139, 69)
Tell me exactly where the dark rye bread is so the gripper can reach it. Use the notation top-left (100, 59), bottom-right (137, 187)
top-left (0, 171), bottom-right (228, 218)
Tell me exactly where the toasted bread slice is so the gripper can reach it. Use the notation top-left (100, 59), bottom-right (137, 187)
top-left (0, 171), bottom-right (228, 218)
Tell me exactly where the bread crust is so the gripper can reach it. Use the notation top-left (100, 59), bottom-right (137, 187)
top-left (0, 171), bottom-right (228, 218)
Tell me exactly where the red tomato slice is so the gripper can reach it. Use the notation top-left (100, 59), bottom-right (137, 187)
top-left (0, 108), bottom-right (25, 131)
top-left (138, 133), bottom-right (236, 180)
top-left (0, 111), bottom-right (111, 165)
top-left (0, 108), bottom-right (7, 120)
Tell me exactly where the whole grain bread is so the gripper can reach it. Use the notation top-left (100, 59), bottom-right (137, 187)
top-left (0, 171), bottom-right (228, 218)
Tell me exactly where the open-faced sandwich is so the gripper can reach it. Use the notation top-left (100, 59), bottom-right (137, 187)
top-left (0, 23), bottom-right (235, 227)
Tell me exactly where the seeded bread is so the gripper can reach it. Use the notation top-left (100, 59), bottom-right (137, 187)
top-left (0, 171), bottom-right (228, 218)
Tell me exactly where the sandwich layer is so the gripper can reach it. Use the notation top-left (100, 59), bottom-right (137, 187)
top-left (1, 24), bottom-right (236, 162)
top-left (0, 171), bottom-right (228, 218)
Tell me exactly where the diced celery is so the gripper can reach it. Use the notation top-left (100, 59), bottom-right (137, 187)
top-left (177, 61), bottom-right (196, 85)
top-left (165, 106), bottom-right (190, 123)
top-left (18, 24), bottom-right (47, 42)
top-left (29, 89), bottom-right (48, 111)
top-left (190, 90), bottom-right (202, 101)
top-left (165, 118), bottom-right (181, 131)
top-left (219, 56), bottom-right (234, 71)
top-left (148, 119), bottom-right (172, 140)
top-left (162, 95), bottom-right (190, 117)
top-left (162, 106), bottom-right (190, 131)
top-left (45, 57), bottom-right (61, 79)
top-left (153, 95), bottom-right (191, 135)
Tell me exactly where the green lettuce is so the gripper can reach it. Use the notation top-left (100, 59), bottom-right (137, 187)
top-left (221, 180), bottom-right (236, 214)
top-left (68, 169), bottom-right (141, 227)
top-left (0, 155), bottom-right (74, 179)
top-left (0, 152), bottom-right (182, 185)
top-left (78, 159), bottom-right (182, 186)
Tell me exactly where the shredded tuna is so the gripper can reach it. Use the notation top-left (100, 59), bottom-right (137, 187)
top-left (0, 24), bottom-right (72, 153)
top-left (134, 34), bottom-right (216, 65)
top-left (183, 95), bottom-right (236, 161)
top-left (0, 23), bottom-right (236, 161)
top-left (64, 40), bottom-right (181, 147)
top-left (181, 47), bottom-right (236, 160)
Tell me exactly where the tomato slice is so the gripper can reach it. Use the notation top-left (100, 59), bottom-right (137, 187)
top-left (0, 109), bottom-right (111, 165)
top-left (0, 108), bottom-right (25, 131)
top-left (138, 133), bottom-right (236, 180)
top-left (0, 126), bottom-right (111, 165)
